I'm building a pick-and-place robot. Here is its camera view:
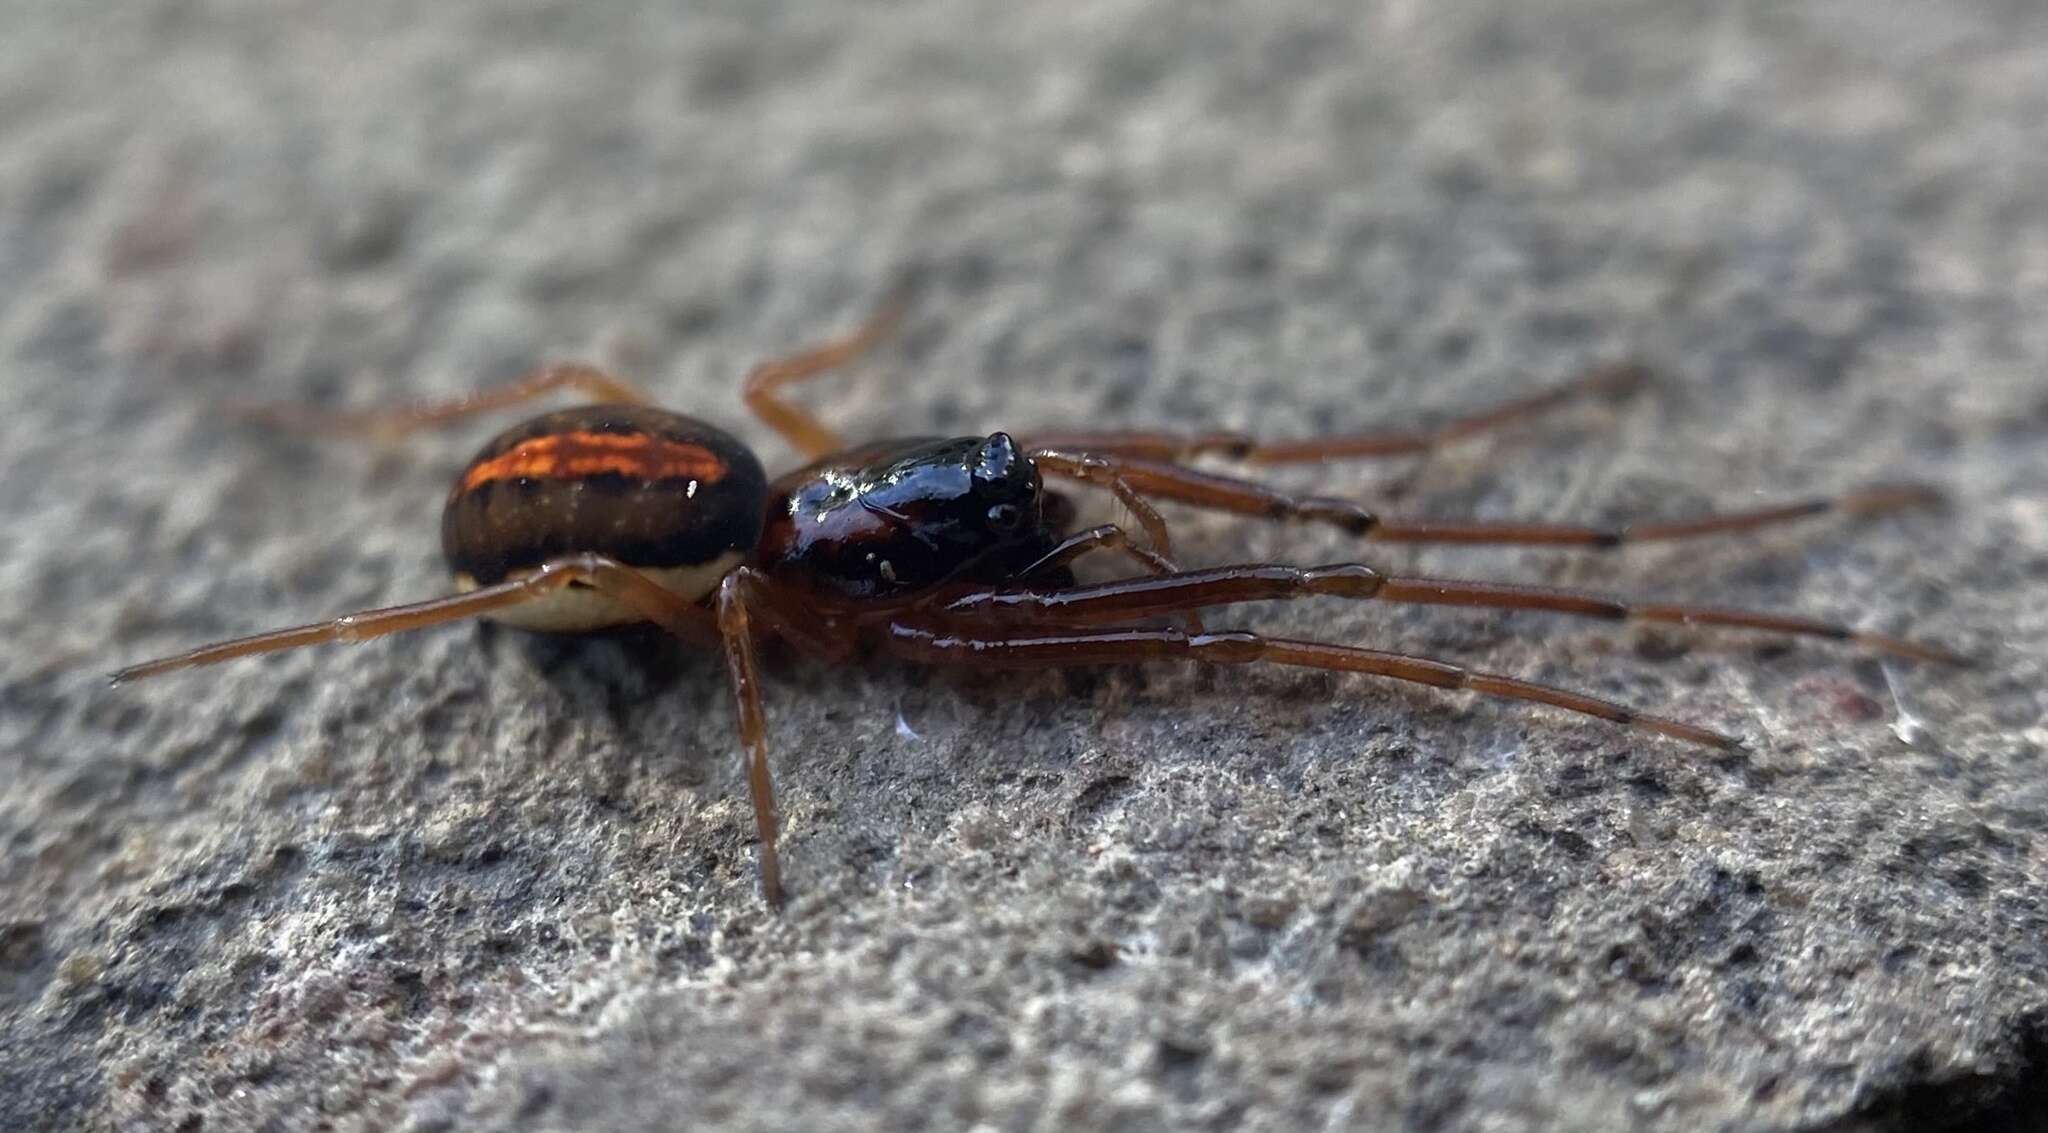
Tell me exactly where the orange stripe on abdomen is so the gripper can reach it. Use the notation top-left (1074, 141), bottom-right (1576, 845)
top-left (462, 431), bottom-right (730, 491)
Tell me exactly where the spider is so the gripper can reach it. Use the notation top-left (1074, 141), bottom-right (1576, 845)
top-left (113, 284), bottom-right (1963, 905)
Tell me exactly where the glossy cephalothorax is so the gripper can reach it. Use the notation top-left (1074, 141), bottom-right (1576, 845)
top-left (116, 290), bottom-right (1962, 905)
top-left (758, 433), bottom-right (1070, 601)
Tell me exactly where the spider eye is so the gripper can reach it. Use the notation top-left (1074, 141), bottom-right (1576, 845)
top-left (986, 503), bottom-right (1023, 529)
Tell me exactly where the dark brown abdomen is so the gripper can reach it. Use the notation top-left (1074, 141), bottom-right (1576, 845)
top-left (441, 405), bottom-right (767, 596)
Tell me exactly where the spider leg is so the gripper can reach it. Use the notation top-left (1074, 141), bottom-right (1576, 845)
top-left (241, 364), bottom-right (658, 439)
top-left (112, 559), bottom-right (833, 906)
top-left (110, 554), bottom-right (720, 683)
top-left (743, 284), bottom-right (912, 460)
top-left (881, 617), bottom-right (1739, 749)
top-left (932, 563), bottom-right (1967, 665)
top-left (715, 572), bottom-right (781, 905)
top-left (1001, 523), bottom-right (1201, 632)
top-left (1029, 450), bottom-right (1179, 558)
top-left (1057, 454), bottom-right (1944, 549)
top-left (713, 568), bottom-right (877, 905)
top-left (1019, 362), bottom-right (1646, 462)
top-left (1016, 523), bottom-right (1178, 579)
top-left (723, 566), bottom-right (859, 664)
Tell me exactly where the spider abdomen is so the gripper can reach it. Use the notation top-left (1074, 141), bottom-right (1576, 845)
top-left (440, 405), bottom-right (767, 628)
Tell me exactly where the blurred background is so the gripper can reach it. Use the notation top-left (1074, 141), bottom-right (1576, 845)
top-left (2, 2), bottom-right (2044, 1130)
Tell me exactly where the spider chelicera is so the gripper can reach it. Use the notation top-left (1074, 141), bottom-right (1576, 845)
top-left (113, 285), bottom-right (1962, 904)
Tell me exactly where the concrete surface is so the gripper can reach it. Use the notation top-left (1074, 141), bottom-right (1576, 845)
top-left (3, 1), bottom-right (2046, 1130)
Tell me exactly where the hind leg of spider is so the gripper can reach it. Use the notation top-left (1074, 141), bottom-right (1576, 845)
top-left (110, 554), bottom-right (721, 684)
top-left (743, 282), bottom-right (915, 460)
top-left (932, 563), bottom-right (1968, 665)
top-left (110, 559), bottom-right (811, 905)
top-left (240, 364), bottom-right (660, 440)
top-left (882, 617), bottom-right (1740, 749)
top-left (1049, 453), bottom-right (1944, 549)
top-left (1019, 361), bottom-right (1647, 462)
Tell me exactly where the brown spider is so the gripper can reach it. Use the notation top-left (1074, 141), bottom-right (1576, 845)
top-left (113, 285), bottom-right (1962, 904)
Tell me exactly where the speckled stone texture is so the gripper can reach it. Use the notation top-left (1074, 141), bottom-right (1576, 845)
top-left (3, 1), bottom-right (2045, 1130)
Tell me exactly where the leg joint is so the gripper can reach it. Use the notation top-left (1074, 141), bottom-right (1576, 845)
top-left (1188, 631), bottom-right (1262, 664)
top-left (1302, 563), bottom-right (1387, 597)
